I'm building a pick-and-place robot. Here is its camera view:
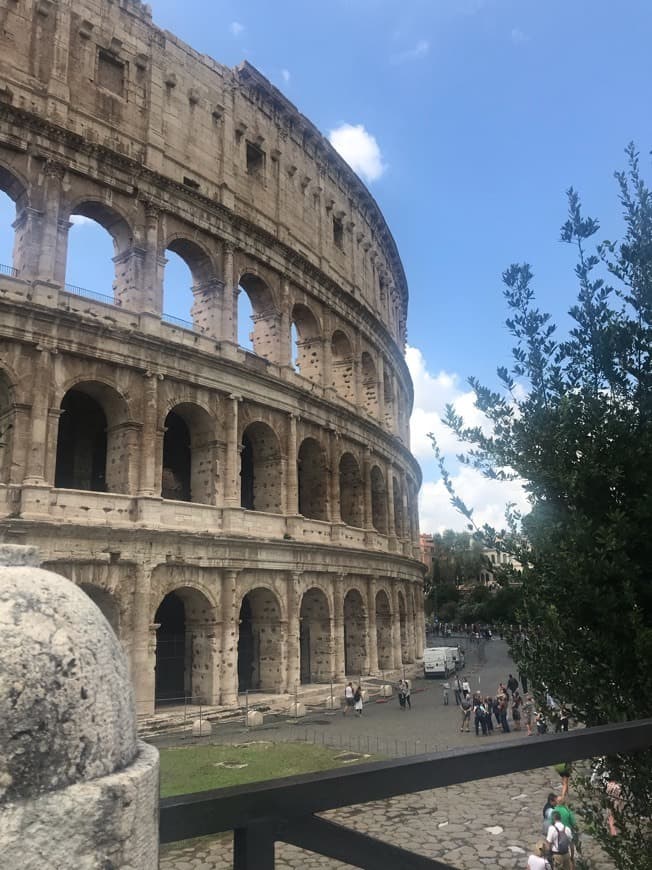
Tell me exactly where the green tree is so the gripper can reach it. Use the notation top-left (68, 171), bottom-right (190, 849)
top-left (431, 145), bottom-right (652, 869)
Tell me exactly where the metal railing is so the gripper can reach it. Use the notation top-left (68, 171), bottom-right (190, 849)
top-left (159, 717), bottom-right (652, 869)
top-left (162, 312), bottom-right (194, 330)
top-left (64, 282), bottom-right (114, 305)
top-left (0, 261), bottom-right (18, 277)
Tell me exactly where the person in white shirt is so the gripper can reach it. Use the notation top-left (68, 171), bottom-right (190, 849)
top-left (546, 812), bottom-right (572, 869)
top-left (526, 840), bottom-right (551, 870)
top-left (461, 677), bottom-right (471, 698)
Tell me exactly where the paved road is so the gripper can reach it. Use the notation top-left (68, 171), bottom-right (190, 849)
top-left (159, 640), bottom-right (616, 869)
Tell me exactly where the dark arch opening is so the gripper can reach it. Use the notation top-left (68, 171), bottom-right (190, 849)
top-left (331, 330), bottom-right (354, 401)
top-left (375, 590), bottom-right (392, 671)
top-left (371, 465), bottom-right (388, 535)
top-left (398, 592), bottom-right (409, 664)
top-left (344, 588), bottom-right (367, 676)
top-left (162, 411), bottom-right (191, 501)
top-left (300, 587), bottom-right (331, 684)
top-left (298, 437), bottom-right (327, 520)
top-left (155, 591), bottom-right (186, 703)
top-left (237, 588), bottom-right (282, 692)
top-left (240, 422), bottom-right (282, 513)
top-left (81, 584), bottom-right (120, 636)
top-left (55, 390), bottom-right (107, 492)
top-left (339, 452), bottom-right (363, 527)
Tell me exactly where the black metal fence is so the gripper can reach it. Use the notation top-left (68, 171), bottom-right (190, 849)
top-left (159, 717), bottom-right (652, 869)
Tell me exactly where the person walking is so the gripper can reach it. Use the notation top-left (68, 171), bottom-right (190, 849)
top-left (460, 694), bottom-right (472, 732)
top-left (354, 684), bottom-right (363, 716)
top-left (398, 679), bottom-right (406, 710)
top-left (403, 678), bottom-right (411, 710)
top-left (343, 681), bottom-right (354, 716)
top-left (527, 840), bottom-right (552, 870)
top-left (442, 680), bottom-right (450, 705)
top-left (461, 677), bottom-right (471, 698)
top-left (454, 674), bottom-right (462, 706)
top-left (546, 811), bottom-right (572, 869)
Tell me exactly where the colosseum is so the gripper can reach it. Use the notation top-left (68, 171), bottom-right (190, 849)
top-left (0, 0), bottom-right (424, 714)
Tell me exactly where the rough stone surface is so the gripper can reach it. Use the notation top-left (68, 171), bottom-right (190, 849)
top-left (246, 710), bottom-right (264, 727)
top-left (290, 702), bottom-right (307, 718)
top-left (0, 565), bottom-right (137, 804)
top-left (0, 545), bottom-right (40, 567)
top-left (380, 684), bottom-right (393, 697)
top-left (192, 719), bottom-right (212, 737)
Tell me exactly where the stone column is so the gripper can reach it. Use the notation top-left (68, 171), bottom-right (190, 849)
top-left (37, 161), bottom-right (65, 283)
top-left (377, 355), bottom-right (385, 425)
top-left (12, 208), bottom-right (44, 279)
top-left (363, 448), bottom-right (373, 529)
top-left (142, 202), bottom-right (163, 315)
top-left (43, 408), bottom-right (62, 485)
top-left (366, 577), bottom-right (378, 674)
top-left (24, 346), bottom-right (54, 484)
top-left (390, 581), bottom-right (402, 670)
top-left (328, 428), bottom-right (340, 523)
top-left (279, 277), bottom-right (292, 368)
top-left (286, 412), bottom-right (298, 515)
top-left (138, 372), bottom-right (162, 497)
top-left (221, 243), bottom-right (237, 343)
top-left (131, 566), bottom-right (156, 715)
top-left (332, 574), bottom-right (345, 680)
top-left (191, 278), bottom-right (224, 339)
top-left (386, 463), bottom-right (396, 539)
top-left (284, 571), bottom-right (301, 693)
top-left (223, 395), bottom-right (241, 506)
top-left (322, 334), bottom-right (333, 392)
top-left (220, 569), bottom-right (239, 705)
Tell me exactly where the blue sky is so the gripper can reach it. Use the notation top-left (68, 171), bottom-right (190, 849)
top-left (2, 0), bottom-right (652, 532)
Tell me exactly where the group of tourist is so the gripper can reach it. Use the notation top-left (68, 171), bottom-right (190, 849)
top-left (342, 681), bottom-right (364, 716)
top-left (452, 672), bottom-right (538, 736)
top-left (527, 775), bottom-right (577, 870)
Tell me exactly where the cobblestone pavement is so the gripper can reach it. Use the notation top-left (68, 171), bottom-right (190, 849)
top-left (159, 641), bottom-right (616, 869)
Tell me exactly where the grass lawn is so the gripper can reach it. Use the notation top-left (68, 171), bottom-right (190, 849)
top-left (159, 741), bottom-right (367, 798)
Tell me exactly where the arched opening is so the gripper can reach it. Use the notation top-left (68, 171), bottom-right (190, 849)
top-left (55, 390), bottom-right (107, 492)
top-left (393, 475), bottom-right (405, 538)
top-left (383, 368), bottom-right (394, 431)
top-left (237, 587), bottom-right (282, 692)
top-left (339, 452), bottom-right (364, 528)
top-left (331, 330), bottom-right (354, 402)
top-left (343, 588), bottom-right (367, 676)
top-left (398, 591), bottom-right (409, 664)
top-left (240, 421), bottom-right (282, 513)
top-left (371, 465), bottom-right (388, 535)
top-left (66, 202), bottom-right (132, 305)
top-left (0, 190), bottom-right (15, 268)
top-left (361, 352), bottom-right (378, 418)
top-left (162, 403), bottom-right (215, 504)
top-left (0, 371), bottom-right (14, 484)
top-left (54, 381), bottom-right (130, 493)
top-left (0, 165), bottom-right (27, 273)
top-left (163, 238), bottom-right (216, 330)
top-left (300, 587), bottom-right (331, 684)
top-left (80, 584), bottom-right (120, 636)
top-left (291, 303), bottom-right (322, 383)
top-left (238, 273), bottom-right (279, 361)
top-left (154, 587), bottom-right (216, 705)
top-left (298, 437), bottom-right (327, 520)
top-left (375, 590), bottom-right (392, 671)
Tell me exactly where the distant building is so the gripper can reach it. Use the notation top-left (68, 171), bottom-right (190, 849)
top-left (478, 547), bottom-right (523, 588)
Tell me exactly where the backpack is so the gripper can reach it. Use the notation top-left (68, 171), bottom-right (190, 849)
top-left (556, 826), bottom-right (570, 855)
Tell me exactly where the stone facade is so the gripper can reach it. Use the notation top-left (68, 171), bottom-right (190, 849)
top-left (0, 0), bottom-right (424, 714)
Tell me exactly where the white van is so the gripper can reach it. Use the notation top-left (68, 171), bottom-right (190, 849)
top-left (423, 646), bottom-right (454, 678)
top-left (451, 646), bottom-right (465, 670)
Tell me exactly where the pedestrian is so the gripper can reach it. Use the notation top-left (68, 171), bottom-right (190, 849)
top-left (507, 673), bottom-right (519, 696)
top-left (542, 792), bottom-right (558, 836)
top-left (484, 697), bottom-right (494, 733)
top-left (527, 840), bottom-right (552, 870)
top-left (398, 679), bottom-right (406, 710)
top-left (512, 691), bottom-right (522, 731)
top-left (403, 677), bottom-right (411, 710)
top-left (354, 684), bottom-right (363, 716)
top-left (520, 671), bottom-right (529, 694)
top-left (536, 710), bottom-right (548, 735)
top-left (523, 693), bottom-right (535, 736)
top-left (442, 680), bottom-right (450, 705)
top-left (546, 811), bottom-right (572, 869)
top-left (454, 674), bottom-right (462, 706)
top-left (461, 677), bottom-right (471, 698)
top-left (460, 694), bottom-right (472, 732)
top-left (474, 693), bottom-right (487, 736)
top-left (554, 762), bottom-right (572, 801)
top-left (343, 681), bottom-right (354, 716)
top-left (499, 696), bottom-right (510, 733)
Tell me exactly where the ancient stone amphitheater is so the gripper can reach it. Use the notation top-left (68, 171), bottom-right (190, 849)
top-left (0, 0), bottom-right (424, 713)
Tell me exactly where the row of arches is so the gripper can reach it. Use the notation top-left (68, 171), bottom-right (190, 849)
top-left (1, 366), bottom-right (419, 539)
top-left (0, 171), bottom-right (409, 435)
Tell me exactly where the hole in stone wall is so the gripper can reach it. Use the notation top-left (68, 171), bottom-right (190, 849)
top-left (162, 411), bottom-right (191, 501)
top-left (65, 214), bottom-right (117, 301)
top-left (0, 191), bottom-right (15, 268)
top-left (333, 216), bottom-right (343, 249)
top-left (163, 248), bottom-right (194, 324)
top-left (246, 141), bottom-right (265, 178)
top-left (55, 389), bottom-right (108, 492)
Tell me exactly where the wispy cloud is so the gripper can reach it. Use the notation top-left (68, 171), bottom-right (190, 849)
top-left (70, 214), bottom-right (94, 226)
top-left (229, 21), bottom-right (244, 37)
top-left (328, 123), bottom-right (387, 184)
top-left (390, 39), bottom-right (430, 65)
top-left (280, 68), bottom-right (290, 83)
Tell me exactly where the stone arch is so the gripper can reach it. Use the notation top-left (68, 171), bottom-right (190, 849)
top-left (339, 451), bottom-right (364, 528)
top-left (331, 329), bottom-right (354, 401)
top-left (0, 163), bottom-right (28, 272)
top-left (299, 587), bottom-right (331, 684)
top-left (163, 235), bottom-right (217, 328)
top-left (54, 380), bottom-right (132, 493)
top-left (361, 351), bottom-right (378, 417)
top-left (80, 584), bottom-right (121, 637)
top-left (240, 421), bottom-right (283, 513)
top-left (398, 589), bottom-right (409, 664)
top-left (65, 198), bottom-right (134, 306)
top-left (162, 402), bottom-right (216, 504)
top-left (393, 475), bottom-right (405, 538)
top-left (238, 272), bottom-right (280, 361)
top-left (0, 162), bottom-right (29, 205)
top-left (375, 589), bottom-right (392, 671)
top-left (237, 586), bottom-right (283, 692)
top-left (154, 586), bottom-right (217, 705)
top-left (343, 587), bottom-right (367, 676)
top-left (0, 368), bottom-right (15, 484)
top-left (298, 437), bottom-right (328, 520)
top-left (370, 465), bottom-right (388, 535)
top-left (291, 303), bottom-right (322, 383)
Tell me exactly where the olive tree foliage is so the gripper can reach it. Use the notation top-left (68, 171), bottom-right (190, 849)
top-left (430, 145), bottom-right (652, 869)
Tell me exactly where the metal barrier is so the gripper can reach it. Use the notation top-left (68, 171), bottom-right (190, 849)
top-left (64, 282), bottom-right (114, 305)
top-left (162, 312), bottom-right (194, 330)
top-left (0, 262), bottom-right (18, 277)
top-left (159, 717), bottom-right (652, 869)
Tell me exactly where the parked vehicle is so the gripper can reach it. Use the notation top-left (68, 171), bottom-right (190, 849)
top-left (423, 647), bottom-right (454, 678)
top-left (451, 646), bottom-right (465, 670)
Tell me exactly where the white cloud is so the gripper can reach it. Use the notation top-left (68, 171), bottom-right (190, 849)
top-left (390, 39), bottom-right (430, 65)
top-left (328, 123), bottom-right (387, 184)
top-left (406, 344), bottom-right (529, 533)
top-left (230, 21), bottom-right (244, 37)
top-left (69, 214), bottom-right (94, 226)
top-left (281, 68), bottom-right (290, 83)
